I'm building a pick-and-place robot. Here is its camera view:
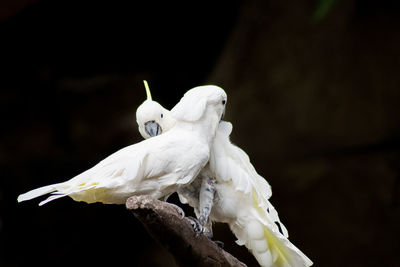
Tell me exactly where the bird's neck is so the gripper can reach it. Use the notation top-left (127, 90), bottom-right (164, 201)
top-left (176, 107), bottom-right (220, 146)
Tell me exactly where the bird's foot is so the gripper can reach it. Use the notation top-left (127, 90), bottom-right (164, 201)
top-left (166, 202), bottom-right (185, 219)
top-left (186, 216), bottom-right (203, 236)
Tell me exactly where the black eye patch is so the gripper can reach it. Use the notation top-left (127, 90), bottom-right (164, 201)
top-left (161, 113), bottom-right (163, 118)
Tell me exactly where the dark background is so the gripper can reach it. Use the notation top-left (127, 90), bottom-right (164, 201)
top-left (1, 0), bottom-right (399, 266)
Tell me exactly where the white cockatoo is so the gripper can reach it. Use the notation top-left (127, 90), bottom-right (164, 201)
top-left (17, 85), bottom-right (227, 206)
top-left (136, 83), bottom-right (313, 267)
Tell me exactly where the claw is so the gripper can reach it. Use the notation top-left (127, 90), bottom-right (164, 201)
top-left (186, 216), bottom-right (203, 236)
top-left (166, 202), bottom-right (185, 219)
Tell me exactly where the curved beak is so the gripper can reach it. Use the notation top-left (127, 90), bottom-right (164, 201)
top-left (145, 121), bottom-right (162, 137)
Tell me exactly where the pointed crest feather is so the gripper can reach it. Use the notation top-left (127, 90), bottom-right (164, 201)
top-left (143, 80), bottom-right (152, 101)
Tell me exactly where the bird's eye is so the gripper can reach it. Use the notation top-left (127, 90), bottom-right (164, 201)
top-left (161, 113), bottom-right (163, 118)
top-left (222, 100), bottom-right (226, 105)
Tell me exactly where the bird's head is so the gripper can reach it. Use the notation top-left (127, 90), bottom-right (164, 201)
top-left (136, 81), bottom-right (176, 139)
top-left (171, 85), bottom-right (227, 123)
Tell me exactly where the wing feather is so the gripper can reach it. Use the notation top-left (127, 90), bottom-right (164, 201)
top-left (18, 130), bottom-right (199, 205)
top-left (211, 121), bottom-right (272, 204)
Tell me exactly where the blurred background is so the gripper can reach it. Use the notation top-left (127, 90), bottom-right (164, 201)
top-left (1, 0), bottom-right (399, 266)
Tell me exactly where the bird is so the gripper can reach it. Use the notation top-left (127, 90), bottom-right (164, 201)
top-left (135, 83), bottom-right (313, 267)
top-left (17, 85), bottom-right (227, 206)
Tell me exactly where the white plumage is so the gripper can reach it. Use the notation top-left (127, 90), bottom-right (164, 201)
top-left (18, 85), bottom-right (227, 206)
top-left (209, 121), bottom-right (312, 267)
top-left (135, 88), bottom-right (313, 267)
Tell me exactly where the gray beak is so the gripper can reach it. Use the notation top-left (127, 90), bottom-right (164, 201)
top-left (145, 121), bottom-right (162, 137)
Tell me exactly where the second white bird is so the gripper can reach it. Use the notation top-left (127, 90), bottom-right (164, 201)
top-left (136, 84), bottom-right (313, 267)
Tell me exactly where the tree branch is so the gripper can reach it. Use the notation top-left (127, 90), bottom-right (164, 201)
top-left (126, 195), bottom-right (246, 267)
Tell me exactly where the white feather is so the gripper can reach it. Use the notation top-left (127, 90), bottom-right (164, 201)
top-left (171, 85), bottom-right (224, 122)
top-left (136, 92), bottom-right (312, 267)
top-left (17, 184), bottom-right (58, 203)
top-left (210, 121), bottom-right (272, 205)
top-left (18, 85), bottom-right (227, 206)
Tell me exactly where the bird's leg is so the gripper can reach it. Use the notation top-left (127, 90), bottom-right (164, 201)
top-left (198, 176), bottom-right (225, 247)
top-left (177, 176), bottom-right (215, 237)
top-left (198, 176), bottom-right (215, 233)
top-left (202, 218), bottom-right (213, 238)
top-left (202, 215), bottom-right (224, 248)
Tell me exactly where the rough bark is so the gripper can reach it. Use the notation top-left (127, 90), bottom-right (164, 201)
top-left (126, 195), bottom-right (246, 267)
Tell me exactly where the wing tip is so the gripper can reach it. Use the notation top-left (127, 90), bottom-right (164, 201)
top-left (16, 185), bottom-right (57, 204)
top-left (17, 194), bottom-right (27, 203)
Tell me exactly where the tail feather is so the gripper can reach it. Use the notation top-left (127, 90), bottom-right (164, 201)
top-left (262, 225), bottom-right (313, 267)
top-left (39, 193), bottom-right (67, 206)
top-left (17, 184), bottom-right (58, 203)
top-left (232, 217), bottom-right (312, 267)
